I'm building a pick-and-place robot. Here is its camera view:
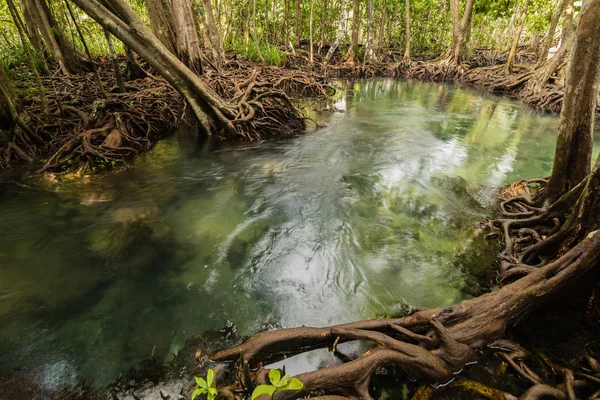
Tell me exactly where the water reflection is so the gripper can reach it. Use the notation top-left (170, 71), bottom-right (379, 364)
top-left (1, 79), bottom-right (598, 389)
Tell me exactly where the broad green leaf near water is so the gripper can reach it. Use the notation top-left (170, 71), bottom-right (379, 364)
top-left (275, 374), bottom-right (291, 388)
top-left (207, 368), bottom-right (214, 387)
top-left (268, 369), bottom-right (281, 386)
top-left (251, 384), bottom-right (277, 400)
top-left (195, 376), bottom-right (208, 389)
top-left (280, 377), bottom-right (303, 391)
top-left (192, 388), bottom-right (206, 400)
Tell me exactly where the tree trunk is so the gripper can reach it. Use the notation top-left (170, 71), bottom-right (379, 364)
top-left (251, 0), bottom-right (264, 63)
top-left (309, 0), bottom-right (314, 64)
top-left (523, 19), bottom-right (576, 95)
top-left (546, 0), bottom-right (600, 202)
top-left (403, 0), bottom-right (411, 63)
top-left (561, 0), bottom-right (574, 42)
top-left (440, 0), bottom-right (473, 65)
top-left (457, 0), bottom-right (474, 63)
top-left (536, 0), bottom-right (568, 67)
top-left (104, 29), bottom-right (126, 92)
top-left (319, 0), bottom-right (327, 54)
top-left (376, 0), bottom-right (386, 60)
top-left (284, 0), bottom-right (291, 51)
top-left (172, 0), bottom-right (203, 74)
top-left (0, 65), bottom-right (15, 125)
top-left (202, 0), bottom-right (225, 64)
top-left (363, 0), bottom-right (374, 63)
top-left (505, 0), bottom-right (530, 74)
top-left (6, 0), bottom-right (49, 116)
top-left (324, 0), bottom-right (347, 65)
top-left (344, 0), bottom-right (360, 63)
top-left (295, 0), bottom-right (301, 48)
top-left (19, 0), bottom-right (91, 74)
top-left (145, 0), bottom-right (177, 53)
top-left (70, 0), bottom-right (234, 133)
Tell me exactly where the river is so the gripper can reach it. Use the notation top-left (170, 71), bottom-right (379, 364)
top-left (1, 79), bottom-right (598, 391)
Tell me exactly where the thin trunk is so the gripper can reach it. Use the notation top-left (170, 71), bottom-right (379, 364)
top-left (295, 0), bottom-right (301, 48)
top-left (284, 0), bottom-right (290, 51)
top-left (536, 0), bottom-right (567, 67)
top-left (319, 0), bottom-right (327, 54)
top-left (6, 0), bottom-right (49, 116)
top-left (376, 0), bottom-right (386, 60)
top-left (324, 0), bottom-right (347, 64)
top-left (363, 0), bottom-right (374, 63)
top-left (309, 0), bottom-right (314, 64)
top-left (0, 66), bottom-right (36, 141)
top-left (251, 0), bottom-right (264, 63)
top-left (561, 0), bottom-right (574, 42)
top-left (345, 0), bottom-right (360, 63)
top-left (64, 0), bottom-right (107, 97)
top-left (124, 46), bottom-right (146, 80)
top-left (546, 0), bottom-right (600, 202)
top-left (403, 0), bottom-right (411, 63)
top-left (104, 29), bottom-right (126, 92)
top-left (505, 0), bottom-right (530, 73)
top-left (438, 0), bottom-right (448, 49)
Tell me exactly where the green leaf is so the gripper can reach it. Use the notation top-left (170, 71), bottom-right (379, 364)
top-left (191, 388), bottom-right (204, 400)
top-left (195, 376), bottom-right (208, 389)
top-left (251, 384), bottom-right (277, 400)
top-left (275, 374), bottom-right (291, 388)
top-left (207, 369), bottom-right (214, 387)
top-left (268, 369), bottom-right (281, 386)
top-left (208, 387), bottom-right (218, 396)
top-left (280, 377), bottom-right (304, 391)
top-left (207, 393), bottom-right (215, 400)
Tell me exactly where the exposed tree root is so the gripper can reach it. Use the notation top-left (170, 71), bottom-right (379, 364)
top-left (202, 174), bottom-right (600, 399)
top-left (1, 56), bottom-right (332, 173)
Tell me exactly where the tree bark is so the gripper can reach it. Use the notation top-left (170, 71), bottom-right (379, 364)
top-left (104, 29), bottom-right (126, 92)
top-left (6, 0), bottom-right (49, 116)
top-left (70, 0), bottom-right (233, 134)
top-left (363, 0), bottom-right (374, 63)
top-left (172, 0), bottom-right (203, 74)
top-left (295, 0), bottom-right (301, 48)
top-left (561, 0), bottom-right (574, 42)
top-left (403, 0), bottom-right (411, 63)
top-left (202, 0), bottom-right (225, 64)
top-left (18, 0), bottom-right (91, 74)
top-left (324, 0), bottom-right (347, 64)
top-left (344, 0), bottom-right (360, 63)
top-left (536, 0), bottom-right (568, 67)
top-left (506, 0), bottom-right (530, 74)
top-left (546, 0), bottom-right (600, 202)
top-left (145, 0), bottom-right (177, 53)
top-left (440, 0), bottom-right (474, 65)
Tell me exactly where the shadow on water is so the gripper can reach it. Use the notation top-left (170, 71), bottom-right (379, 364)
top-left (1, 78), bottom-right (599, 397)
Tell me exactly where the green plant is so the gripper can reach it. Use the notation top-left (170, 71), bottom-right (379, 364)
top-left (192, 369), bottom-right (218, 400)
top-left (251, 369), bottom-right (303, 400)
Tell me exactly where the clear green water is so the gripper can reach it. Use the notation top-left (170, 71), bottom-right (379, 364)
top-left (1, 79), bottom-right (598, 390)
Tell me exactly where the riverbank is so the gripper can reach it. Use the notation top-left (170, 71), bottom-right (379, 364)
top-left (2, 48), bottom-right (589, 180)
top-left (1, 56), bottom-right (331, 177)
top-left (289, 47), bottom-right (595, 116)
